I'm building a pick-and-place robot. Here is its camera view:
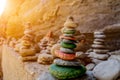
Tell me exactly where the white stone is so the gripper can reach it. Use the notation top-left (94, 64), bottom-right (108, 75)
top-left (92, 44), bottom-right (106, 49)
top-left (92, 58), bottom-right (104, 64)
top-left (109, 55), bottom-right (120, 62)
top-left (94, 39), bottom-right (105, 42)
top-left (86, 63), bottom-right (96, 70)
top-left (94, 34), bottom-right (106, 39)
top-left (93, 41), bottom-right (104, 45)
top-left (88, 52), bottom-right (109, 60)
top-left (94, 31), bottom-right (104, 35)
top-left (93, 59), bottom-right (120, 80)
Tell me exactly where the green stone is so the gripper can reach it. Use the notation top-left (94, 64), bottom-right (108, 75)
top-left (49, 64), bottom-right (86, 80)
top-left (60, 42), bottom-right (76, 49)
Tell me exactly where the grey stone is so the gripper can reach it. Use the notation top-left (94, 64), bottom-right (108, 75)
top-left (86, 63), bottom-right (96, 70)
top-left (94, 35), bottom-right (106, 39)
top-left (109, 55), bottom-right (120, 62)
top-left (92, 44), bottom-right (106, 49)
top-left (93, 49), bottom-right (108, 54)
top-left (60, 47), bottom-right (74, 53)
top-left (91, 58), bottom-right (104, 64)
top-left (94, 39), bottom-right (105, 42)
top-left (93, 41), bottom-right (104, 45)
top-left (37, 72), bottom-right (58, 80)
top-left (93, 59), bottom-right (120, 80)
top-left (53, 59), bottom-right (81, 66)
top-left (89, 52), bottom-right (109, 60)
top-left (94, 31), bottom-right (104, 35)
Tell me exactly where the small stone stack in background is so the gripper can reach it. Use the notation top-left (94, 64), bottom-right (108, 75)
top-left (49, 16), bottom-right (86, 80)
top-left (37, 31), bottom-right (55, 65)
top-left (14, 23), bottom-right (37, 62)
top-left (89, 31), bottom-right (109, 64)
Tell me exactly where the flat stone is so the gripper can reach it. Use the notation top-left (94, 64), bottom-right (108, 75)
top-left (86, 63), bottom-right (95, 70)
top-left (63, 34), bottom-right (74, 37)
top-left (94, 35), bottom-right (106, 39)
top-left (94, 39), bottom-right (105, 42)
top-left (93, 49), bottom-right (108, 54)
top-left (75, 51), bottom-right (86, 59)
top-left (91, 58), bottom-right (104, 64)
top-left (93, 59), bottom-right (120, 80)
top-left (60, 47), bottom-right (74, 53)
top-left (53, 59), bottom-right (81, 66)
top-left (92, 44), bottom-right (106, 49)
top-left (88, 52), bottom-right (109, 60)
top-left (93, 41), bottom-right (104, 45)
top-left (94, 31), bottom-right (104, 35)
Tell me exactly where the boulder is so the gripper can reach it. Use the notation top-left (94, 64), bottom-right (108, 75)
top-left (93, 59), bottom-right (120, 80)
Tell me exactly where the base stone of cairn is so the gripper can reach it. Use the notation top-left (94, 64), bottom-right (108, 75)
top-left (88, 31), bottom-right (109, 64)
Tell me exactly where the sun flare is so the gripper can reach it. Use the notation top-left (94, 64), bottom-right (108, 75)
top-left (0, 0), bottom-right (6, 15)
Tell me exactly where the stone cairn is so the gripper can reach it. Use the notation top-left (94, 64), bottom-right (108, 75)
top-left (14, 23), bottom-right (37, 62)
top-left (37, 31), bottom-right (55, 65)
top-left (89, 31), bottom-right (109, 64)
top-left (49, 16), bottom-right (86, 80)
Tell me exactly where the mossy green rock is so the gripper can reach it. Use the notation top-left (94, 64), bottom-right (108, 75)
top-left (49, 64), bottom-right (86, 80)
top-left (61, 42), bottom-right (76, 49)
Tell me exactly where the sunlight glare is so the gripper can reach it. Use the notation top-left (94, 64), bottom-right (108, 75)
top-left (0, 0), bottom-right (6, 15)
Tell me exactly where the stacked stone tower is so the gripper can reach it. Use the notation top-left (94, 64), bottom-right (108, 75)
top-left (49, 16), bottom-right (86, 80)
top-left (89, 31), bottom-right (109, 64)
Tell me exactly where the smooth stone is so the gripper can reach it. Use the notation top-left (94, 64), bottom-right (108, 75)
top-left (92, 44), bottom-right (106, 49)
top-left (93, 49), bottom-right (108, 54)
top-left (91, 58), bottom-right (104, 64)
top-left (94, 35), bottom-right (106, 39)
top-left (37, 72), bottom-right (58, 80)
top-left (63, 29), bottom-right (76, 34)
top-left (75, 71), bottom-right (96, 80)
top-left (94, 31), bottom-right (104, 35)
top-left (109, 55), bottom-right (120, 62)
top-left (93, 59), bottom-right (120, 80)
top-left (49, 64), bottom-right (86, 80)
top-left (76, 52), bottom-right (86, 58)
top-left (108, 50), bottom-right (120, 55)
top-left (60, 36), bottom-right (76, 41)
top-left (55, 50), bottom-right (75, 60)
top-left (53, 59), bottom-right (81, 66)
top-left (64, 34), bottom-right (74, 37)
top-left (86, 63), bottom-right (96, 70)
top-left (60, 47), bottom-right (74, 54)
top-left (37, 53), bottom-right (54, 64)
top-left (93, 41), bottom-right (104, 45)
top-left (62, 39), bottom-right (75, 43)
top-left (88, 52), bottom-right (109, 60)
top-left (60, 42), bottom-right (76, 49)
top-left (94, 39), bottom-right (105, 42)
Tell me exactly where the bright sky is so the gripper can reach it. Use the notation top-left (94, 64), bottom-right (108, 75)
top-left (0, 0), bottom-right (6, 16)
